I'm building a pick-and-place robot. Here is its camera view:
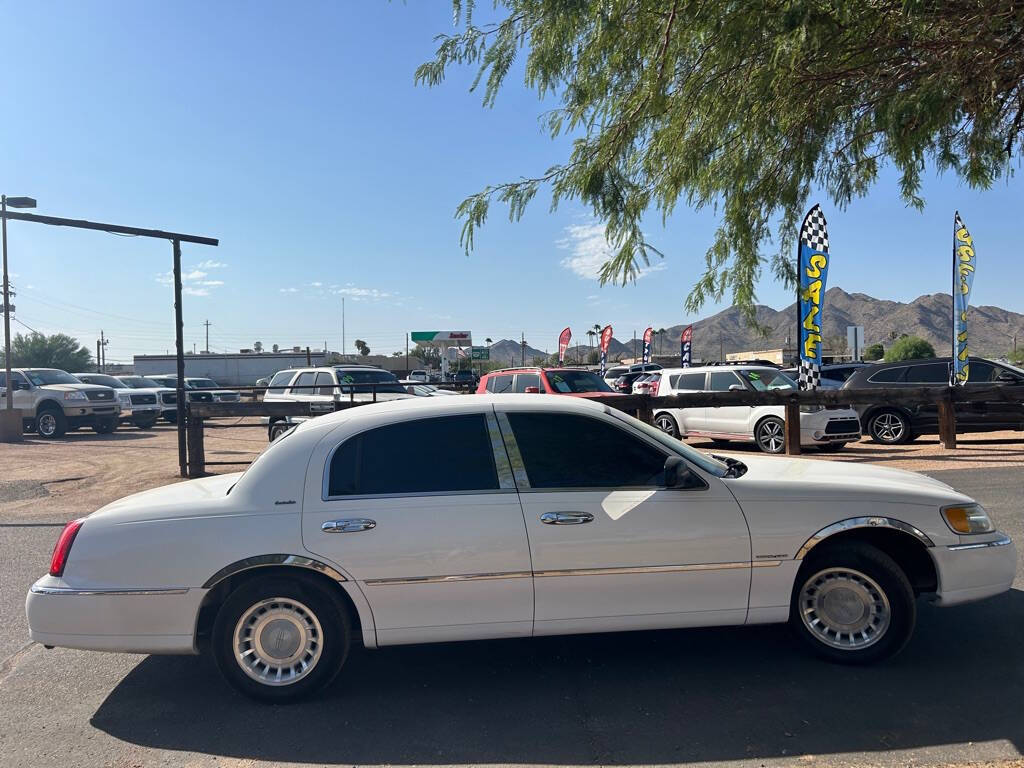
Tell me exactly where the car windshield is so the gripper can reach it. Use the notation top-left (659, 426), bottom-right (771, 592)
top-left (607, 408), bottom-right (729, 478)
top-left (24, 369), bottom-right (81, 386)
top-left (739, 369), bottom-right (796, 391)
top-left (122, 376), bottom-right (161, 388)
top-left (335, 369), bottom-right (405, 393)
top-left (547, 370), bottom-right (613, 393)
top-left (77, 374), bottom-right (126, 388)
top-left (188, 378), bottom-right (219, 388)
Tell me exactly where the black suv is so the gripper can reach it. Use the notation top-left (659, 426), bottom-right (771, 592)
top-left (841, 356), bottom-right (1024, 444)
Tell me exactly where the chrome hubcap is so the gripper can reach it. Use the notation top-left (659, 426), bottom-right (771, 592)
top-left (799, 568), bottom-right (891, 649)
top-left (655, 416), bottom-right (676, 436)
top-left (234, 597), bottom-right (323, 686)
top-left (757, 420), bottom-right (784, 453)
top-left (38, 414), bottom-right (56, 436)
top-left (873, 413), bottom-right (905, 442)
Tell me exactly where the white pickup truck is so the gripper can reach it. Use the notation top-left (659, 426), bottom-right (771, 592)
top-left (0, 368), bottom-right (119, 438)
top-left (72, 373), bottom-right (162, 429)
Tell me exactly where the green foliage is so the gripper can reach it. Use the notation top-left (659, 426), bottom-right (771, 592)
top-left (2, 332), bottom-right (92, 371)
top-left (1008, 347), bottom-right (1024, 366)
top-left (863, 342), bottom-right (885, 361)
top-left (418, 1), bottom-right (1024, 320)
top-left (354, 339), bottom-right (371, 356)
top-left (885, 336), bottom-right (936, 361)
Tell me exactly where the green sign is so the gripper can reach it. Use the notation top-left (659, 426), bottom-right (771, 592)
top-left (471, 346), bottom-right (489, 360)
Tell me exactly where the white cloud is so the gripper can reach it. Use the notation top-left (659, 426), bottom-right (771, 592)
top-left (183, 287), bottom-right (210, 297)
top-left (155, 268), bottom-right (225, 296)
top-left (331, 284), bottom-right (393, 301)
top-left (557, 221), bottom-right (666, 281)
top-left (198, 280), bottom-right (224, 287)
top-left (196, 259), bottom-right (227, 269)
top-left (310, 281), bottom-right (323, 288)
top-left (279, 287), bottom-right (299, 293)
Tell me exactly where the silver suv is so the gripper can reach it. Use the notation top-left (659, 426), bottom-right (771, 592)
top-left (0, 368), bottom-right (119, 438)
top-left (262, 365), bottom-right (413, 440)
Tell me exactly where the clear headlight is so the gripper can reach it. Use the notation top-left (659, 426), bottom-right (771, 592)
top-left (800, 404), bottom-right (824, 413)
top-left (63, 391), bottom-right (88, 401)
top-left (117, 393), bottom-right (131, 405)
top-left (942, 503), bottom-right (994, 534)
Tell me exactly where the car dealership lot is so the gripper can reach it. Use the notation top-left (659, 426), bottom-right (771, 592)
top-left (1, 422), bottom-right (1023, 767)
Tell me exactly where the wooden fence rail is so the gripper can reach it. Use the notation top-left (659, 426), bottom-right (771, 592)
top-left (184, 384), bottom-right (1024, 476)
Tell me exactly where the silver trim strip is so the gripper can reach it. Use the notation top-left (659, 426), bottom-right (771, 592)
top-left (796, 517), bottom-right (935, 559)
top-left (30, 586), bottom-right (188, 596)
top-left (486, 410), bottom-right (517, 490)
top-left (202, 554), bottom-right (347, 588)
top-left (495, 411), bottom-right (531, 489)
top-left (947, 534), bottom-right (1012, 552)
top-left (364, 560), bottom-right (781, 586)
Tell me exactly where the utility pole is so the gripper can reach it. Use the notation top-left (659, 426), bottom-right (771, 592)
top-left (99, 330), bottom-right (108, 372)
top-left (96, 340), bottom-right (101, 373)
top-left (521, 333), bottom-right (525, 366)
top-left (203, 319), bottom-right (211, 353)
top-left (405, 332), bottom-right (409, 373)
top-left (633, 330), bottom-right (637, 361)
top-left (341, 297), bottom-right (346, 359)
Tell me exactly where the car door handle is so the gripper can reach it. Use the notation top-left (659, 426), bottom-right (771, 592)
top-left (322, 518), bottom-right (376, 533)
top-left (540, 511), bottom-right (594, 525)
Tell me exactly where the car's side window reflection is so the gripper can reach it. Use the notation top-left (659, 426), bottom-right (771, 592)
top-left (326, 414), bottom-right (499, 497)
top-left (507, 412), bottom-right (667, 489)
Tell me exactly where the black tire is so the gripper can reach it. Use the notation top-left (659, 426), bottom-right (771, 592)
top-left (132, 415), bottom-right (158, 429)
top-left (35, 407), bottom-right (67, 439)
top-left (92, 417), bottom-right (117, 435)
top-left (754, 416), bottom-right (786, 454)
top-left (268, 422), bottom-right (291, 442)
top-left (710, 439), bottom-right (732, 447)
top-left (163, 411), bottom-right (178, 425)
top-left (867, 409), bottom-right (911, 445)
top-left (790, 541), bottom-right (915, 665)
top-left (653, 412), bottom-right (680, 438)
top-left (816, 442), bottom-right (847, 453)
top-left (212, 576), bottom-right (350, 702)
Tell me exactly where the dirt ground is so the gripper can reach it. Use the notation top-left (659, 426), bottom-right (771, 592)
top-left (2, 418), bottom-right (1023, 521)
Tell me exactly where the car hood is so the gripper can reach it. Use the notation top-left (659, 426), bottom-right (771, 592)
top-left (721, 453), bottom-right (971, 505)
top-left (41, 383), bottom-right (110, 394)
top-left (87, 473), bottom-right (244, 524)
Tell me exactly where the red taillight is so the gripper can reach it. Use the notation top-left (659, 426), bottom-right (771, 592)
top-left (49, 519), bottom-right (84, 577)
top-left (650, 380), bottom-right (660, 396)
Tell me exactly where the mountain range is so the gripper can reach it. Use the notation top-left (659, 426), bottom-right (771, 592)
top-left (486, 289), bottom-right (1024, 365)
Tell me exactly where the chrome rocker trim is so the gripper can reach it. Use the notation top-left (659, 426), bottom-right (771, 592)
top-left (30, 585), bottom-right (189, 596)
top-left (201, 554), bottom-right (348, 589)
top-left (796, 517), bottom-right (935, 559)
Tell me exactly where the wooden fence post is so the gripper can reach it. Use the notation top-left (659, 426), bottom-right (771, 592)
top-left (784, 403), bottom-right (801, 456)
top-left (187, 415), bottom-right (206, 477)
top-left (937, 392), bottom-right (957, 449)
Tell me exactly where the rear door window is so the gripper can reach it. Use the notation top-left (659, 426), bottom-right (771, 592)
top-left (513, 374), bottom-right (541, 393)
top-left (903, 363), bottom-right (949, 383)
top-left (670, 372), bottom-right (706, 390)
top-left (487, 374), bottom-right (514, 393)
top-left (290, 372), bottom-right (315, 394)
top-left (868, 366), bottom-right (907, 383)
top-left (709, 371), bottom-right (742, 391)
top-left (314, 372), bottom-right (336, 396)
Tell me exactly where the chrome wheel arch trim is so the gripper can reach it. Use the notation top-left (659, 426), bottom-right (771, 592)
top-left (795, 517), bottom-right (935, 560)
top-left (201, 554), bottom-right (348, 589)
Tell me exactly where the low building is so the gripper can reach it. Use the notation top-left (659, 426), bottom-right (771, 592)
top-left (725, 347), bottom-right (850, 366)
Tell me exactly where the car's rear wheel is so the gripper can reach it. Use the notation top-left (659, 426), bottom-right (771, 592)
top-left (163, 411), bottom-right (178, 424)
top-left (269, 422), bottom-right (291, 442)
top-left (754, 416), bottom-right (786, 454)
top-left (132, 414), bottom-right (158, 429)
top-left (653, 413), bottom-right (679, 438)
top-left (790, 541), bottom-right (915, 664)
top-left (92, 417), bottom-right (117, 434)
top-left (36, 407), bottom-right (67, 439)
top-left (868, 410), bottom-right (911, 444)
top-left (213, 576), bottom-right (350, 702)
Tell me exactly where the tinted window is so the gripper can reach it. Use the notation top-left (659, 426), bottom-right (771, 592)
top-left (967, 361), bottom-right (995, 383)
top-left (327, 414), bottom-right (498, 496)
top-left (514, 373), bottom-right (541, 393)
top-left (740, 369), bottom-right (795, 391)
top-left (709, 371), bottom-right (742, 391)
top-left (904, 363), bottom-right (949, 383)
top-left (670, 372), bottom-right (706, 390)
top-left (868, 366), bottom-right (906, 383)
top-left (546, 370), bottom-right (612, 393)
top-left (314, 372), bottom-right (336, 396)
top-left (507, 412), bottom-right (667, 488)
top-left (24, 369), bottom-right (80, 385)
top-left (291, 372), bottom-right (315, 392)
top-left (487, 374), bottom-right (513, 393)
top-left (267, 370), bottom-right (295, 395)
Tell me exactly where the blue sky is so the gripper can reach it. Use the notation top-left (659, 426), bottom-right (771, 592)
top-left (2, 2), bottom-right (1022, 363)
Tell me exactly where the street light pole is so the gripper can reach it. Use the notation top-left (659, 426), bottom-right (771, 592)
top-left (2, 196), bottom-right (12, 413)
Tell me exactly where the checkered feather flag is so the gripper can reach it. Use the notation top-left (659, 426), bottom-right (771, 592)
top-left (798, 204), bottom-right (830, 391)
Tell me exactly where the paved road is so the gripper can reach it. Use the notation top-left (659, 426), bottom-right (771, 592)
top-left (1, 466), bottom-right (1021, 768)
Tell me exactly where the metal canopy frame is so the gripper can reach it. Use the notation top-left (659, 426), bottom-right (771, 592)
top-left (0, 208), bottom-right (218, 477)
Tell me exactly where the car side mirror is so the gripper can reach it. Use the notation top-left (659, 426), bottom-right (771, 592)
top-left (728, 384), bottom-right (745, 392)
top-left (524, 386), bottom-right (540, 394)
top-left (663, 456), bottom-right (698, 489)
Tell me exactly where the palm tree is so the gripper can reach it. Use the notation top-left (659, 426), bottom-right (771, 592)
top-left (586, 329), bottom-right (596, 363)
top-left (657, 327), bottom-right (667, 357)
top-left (485, 337), bottom-right (492, 346)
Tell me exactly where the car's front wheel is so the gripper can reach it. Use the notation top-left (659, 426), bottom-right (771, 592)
top-left (268, 422), bottom-right (291, 442)
top-left (653, 413), bottom-right (679, 438)
top-left (868, 410), bottom-right (911, 445)
top-left (132, 414), bottom-right (158, 429)
top-left (790, 541), bottom-right (915, 664)
top-left (213, 576), bottom-right (350, 702)
top-left (92, 417), bottom-right (117, 434)
top-left (754, 416), bottom-right (786, 453)
top-left (36, 408), bottom-right (67, 439)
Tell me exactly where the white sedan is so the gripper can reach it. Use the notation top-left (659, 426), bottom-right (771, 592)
top-left (26, 395), bottom-right (1016, 701)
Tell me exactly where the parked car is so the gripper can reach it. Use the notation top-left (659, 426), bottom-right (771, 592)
top-left (612, 363), bottom-right (663, 393)
top-left (842, 356), bottom-right (1024, 444)
top-left (180, 376), bottom-right (240, 403)
top-left (0, 368), bottom-right (119, 438)
top-left (26, 394), bottom-right (1016, 701)
top-left (262, 365), bottom-right (413, 441)
top-left (407, 370), bottom-right (429, 383)
top-left (118, 375), bottom-right (179, 423)
top-left (477, 367), bottom-right (619, 398)
top-left (603, 365), bottom-right (630, 382)
top-left (450, 369), bottom-right (478, 387)
top-left (72, 373), bottom-right (161, 429)
top-left (781, 363), bottom-right (869, 389)
top-left (651, 364), bottom-right (861, 453)
top-left (147, 375), bottom-right (214, 422)
top-left (398, 380), bottom-right (460, 397)
top-left (632, 372), bottom-right (662, 395)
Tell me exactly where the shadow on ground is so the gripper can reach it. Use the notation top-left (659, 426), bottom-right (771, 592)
top-left (92, 590), bottom-right (1024, 765)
